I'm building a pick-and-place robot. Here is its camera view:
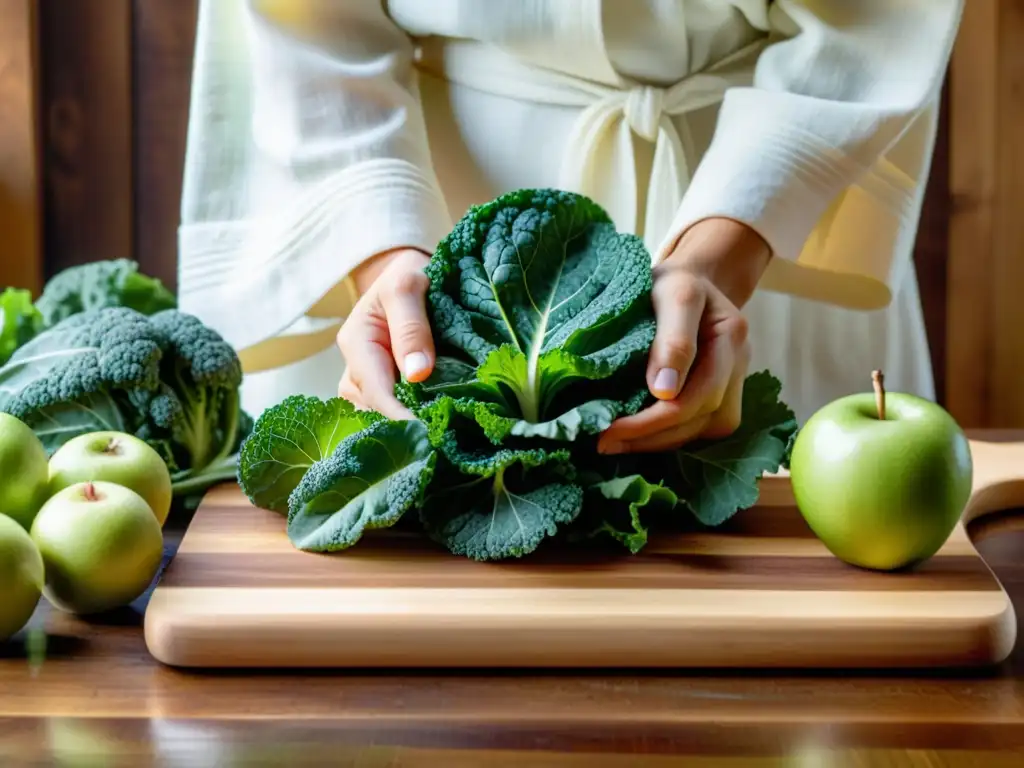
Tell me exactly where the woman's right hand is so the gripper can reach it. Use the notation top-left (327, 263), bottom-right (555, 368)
top-left (336, 247), bottom-right (435, 420)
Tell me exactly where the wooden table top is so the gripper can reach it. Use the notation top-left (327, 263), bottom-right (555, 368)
top-left (4, 435), bottom-right (1024, 766)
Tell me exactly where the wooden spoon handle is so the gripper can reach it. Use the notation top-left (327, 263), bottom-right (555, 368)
top-left (963, 438), bottom-right (1024, 525)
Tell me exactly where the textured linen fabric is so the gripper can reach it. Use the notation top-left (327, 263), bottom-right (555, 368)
top-left (178, 0), bottom-right (962, 424)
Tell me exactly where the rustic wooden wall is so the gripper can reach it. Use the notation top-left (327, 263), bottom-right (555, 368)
top-left (34, 0), bottom-right (196, 293)
top-left (947, 0), bottom-right (1024, 429)
top-left (132, 0), bottom-right (198, 293)
top-left (38, 0), bottom-right (133, 277)
top-left (0, 0), bottom-right (43, 293)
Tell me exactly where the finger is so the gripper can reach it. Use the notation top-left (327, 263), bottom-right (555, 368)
top-left (599, 331), bottom-right (734, 452)
top-left (699, 337), bottom-right (750, 440)
top-left (337, 319), bottom-right (414, 421)
top-left (354, 345), bottom-right (414, 420)
top-left (647, 275), bottom-right (705, 400)
top-left (599, 399), bottom-right (689, 451)
top-left (379, 269), bottom-right (435, 383)
top-left (335, 370), bottom-right (372, 411)
top-left (614, 413), bottom-right (713, 454)
top-left (337, 370), bottom-right (365, 408)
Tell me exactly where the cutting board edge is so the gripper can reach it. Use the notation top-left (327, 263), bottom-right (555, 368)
top-left (143, 586), bottom-right (1018, 670)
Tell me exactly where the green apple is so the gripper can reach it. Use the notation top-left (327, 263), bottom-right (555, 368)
top-left (0, 512), bottom-right (44, 641)
top-left (0, 412), bottom-right (50, 530)
top-left (31, 481), bottom-right (164, 615)
top-left (48, 431), bottom-right (173, 526)
top-left (789, 371), bottom-right (973, 571)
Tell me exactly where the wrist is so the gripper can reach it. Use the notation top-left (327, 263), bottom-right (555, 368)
top-left (662, 218), bottom-right (771, 307)
top-left (352, 247), bottom-right (430, 295)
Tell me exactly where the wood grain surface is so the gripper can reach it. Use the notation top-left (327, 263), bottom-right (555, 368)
top-left (143, 438), bottom-right (1024, 671)
top-left (4, 432), bottom-right (1024, 764)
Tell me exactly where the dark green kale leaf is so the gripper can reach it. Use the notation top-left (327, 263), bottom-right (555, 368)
top-left (287, 419), bottom-right (437, 552)
top-left (235, 189), bottom-right (801, 563)
top-left (662, 370), bottom-right (798, 526)
top-left (575, 474), bottom-right (680, 553)
top-left (238, 394), bottom-right (383, 514)
top-left (414, 393), bottom-right (582, 560)
top-left (415, 188), bottom-right (655, 424)
top-left (420, 451), bottom-right (583, 562)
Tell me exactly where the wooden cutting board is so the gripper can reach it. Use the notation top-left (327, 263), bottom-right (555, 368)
top-left (144, 437), bottom-right (1024, 670)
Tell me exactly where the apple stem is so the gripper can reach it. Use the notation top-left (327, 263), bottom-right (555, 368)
top-left (83, 482), bottom-right (99, 502)
top-left (105, 437), bottom-right (122, 455)
top-left (872, 369), bottom-right (886, 421)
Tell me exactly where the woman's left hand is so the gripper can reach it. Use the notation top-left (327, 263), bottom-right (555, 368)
top-left (596, 218), bottom-right (771, 455)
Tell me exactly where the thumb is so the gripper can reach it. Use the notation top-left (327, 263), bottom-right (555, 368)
top-left (647, 278), bottom-right (705, 400)
top-left (380, 270), bottom-right (436, 383)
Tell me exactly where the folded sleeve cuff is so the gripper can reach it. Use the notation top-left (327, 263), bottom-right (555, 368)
top-left (177, 157), bottom-right (452, 355)
top-left (656, 95), bottom-right (926, 311)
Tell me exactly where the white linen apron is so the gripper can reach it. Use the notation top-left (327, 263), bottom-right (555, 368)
top-left (178, 0), bottom-right (961, 425)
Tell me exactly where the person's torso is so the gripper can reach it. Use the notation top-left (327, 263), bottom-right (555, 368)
top-left (387, 0), bottom-right (770, 84)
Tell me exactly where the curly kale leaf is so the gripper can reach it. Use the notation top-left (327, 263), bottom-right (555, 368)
top-left (660, 370), bottom-right (798, 526)
top-left (567, 370), bottom-right (797, 533)
top-left (287, 419), bottom-right (437, 552)
top-left (234, 190), bottom-right (802, 562)
top-left (401, 344), bottom-right (651, 440)
top-left (412, 394), bottom-right (582, 560)
top-left (239, 395), bottom-right (384, 513)
top-left (573, 475), bottom-right (680, 554)
top-left (419, 188), bottom-right (655, 424)
top-left (34, 259), bottom-right (176, 327)
top-left (0, 288), bottom-right (44, 366)
top-left (420, 449), bottom-right (583, 562)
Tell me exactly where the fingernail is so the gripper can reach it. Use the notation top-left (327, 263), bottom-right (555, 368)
top-left (652, 367), bottom-right (679, 397)
top-left (599, 440), bottom-right (625, 455)
top-left (404, 351), bottom-right (430, 379)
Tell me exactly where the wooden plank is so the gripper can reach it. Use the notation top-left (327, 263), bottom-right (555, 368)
top-left (38, 0), bottom-right (133, 277)
top-left (947, 0), bottom-right (998, 428)
top-left (132, 0), bottom-right (199, 294)
top-left (0, 0), bottom-right (43, 293)
top-left (993, 3), bottom-right (1024, 427)
top-left (946, 1), bottom-right (1024, 428)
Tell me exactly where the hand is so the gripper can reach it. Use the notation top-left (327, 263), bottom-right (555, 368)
top-left (336, 248), bottom-right (436, 419)
top-left (596, 218), bottom-right (771, 454)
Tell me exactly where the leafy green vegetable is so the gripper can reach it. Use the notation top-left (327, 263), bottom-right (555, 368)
top-left (0, 306), bottom-right (251, 502)
top-left (287, 419), bottom-right (436, 552)
top-left (34, 259), bottom-right (176, 327)
top-left (416, 188), bottom-right (655, 426)
top-left (422, 467), bottom-right (583, 560)
top-left (578, 475), bottom-right (680, 554)
top-left (237, 188), bottom-right (799, 561)
top-left (0, 288), bottom-right (44, 366)
top-left (662, 370), bottom-right (798, 526)
top-left (238, 395), bottom-right (384, 513)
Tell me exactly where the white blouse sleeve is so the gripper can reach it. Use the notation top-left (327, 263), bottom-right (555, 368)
top-left (658, 0), bottom-right (964, 310)
top-left (178, 0), bottom-right (451, 357)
